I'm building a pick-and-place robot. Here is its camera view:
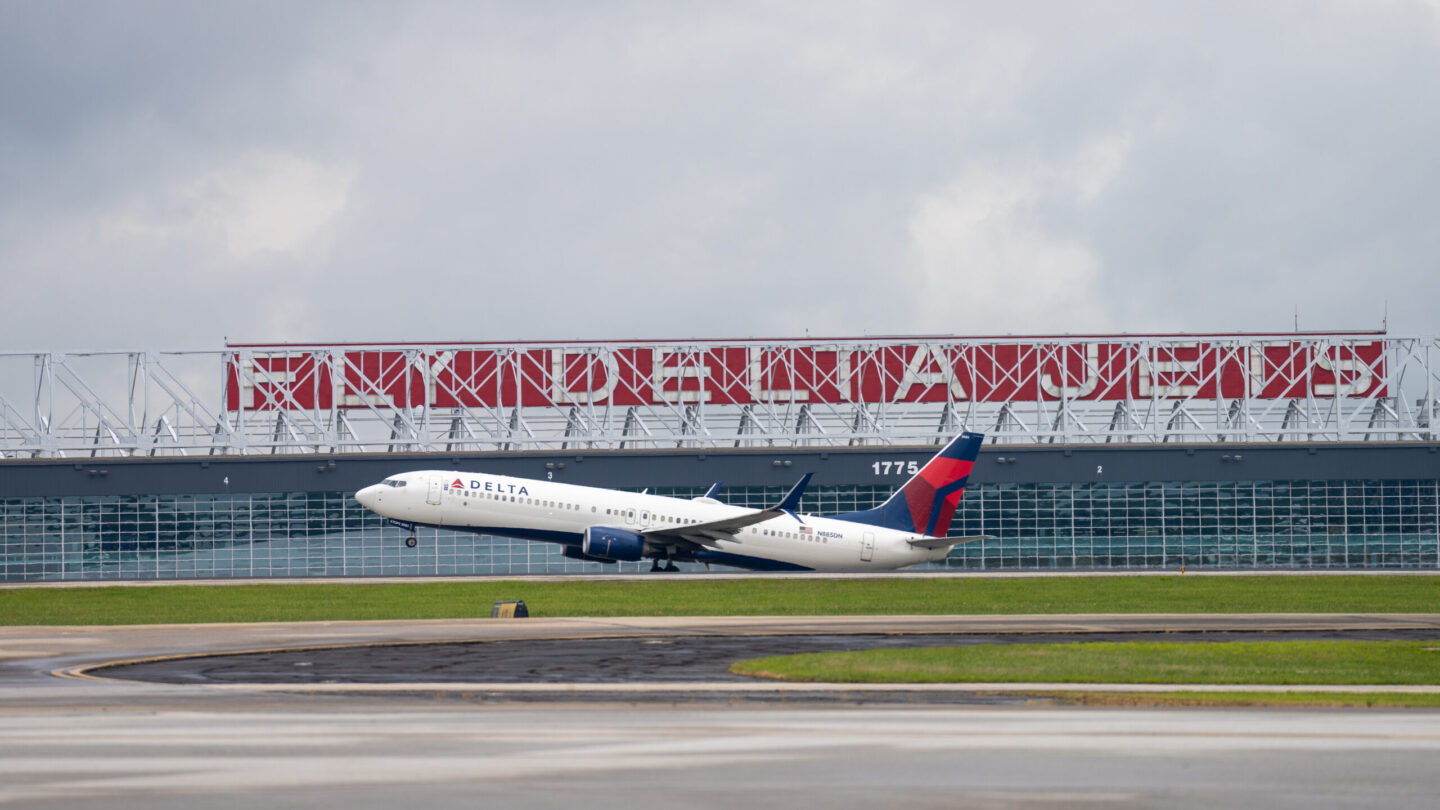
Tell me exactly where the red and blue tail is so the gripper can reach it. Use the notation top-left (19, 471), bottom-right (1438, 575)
top-left (833, 431), bottom-right (983, 537)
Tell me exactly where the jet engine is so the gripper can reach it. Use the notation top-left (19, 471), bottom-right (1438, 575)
top-left (581, 526), bottom-right (646, 562)
top-left (561, 546), bottom-right (620, 564)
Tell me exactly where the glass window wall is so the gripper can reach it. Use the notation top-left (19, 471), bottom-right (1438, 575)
top-left (3, 479), bottom-right (1437, 580)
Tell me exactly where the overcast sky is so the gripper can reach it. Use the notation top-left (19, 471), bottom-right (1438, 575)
top-left (3, 1), bottom-right (1439, 350)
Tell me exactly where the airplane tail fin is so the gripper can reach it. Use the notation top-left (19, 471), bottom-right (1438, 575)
top-left (832, 431), bottom-right (983, 537)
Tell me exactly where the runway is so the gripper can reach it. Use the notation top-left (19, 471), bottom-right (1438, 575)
top-left (4, 615), bottom-right (1440, 808)
top-left (5, 703), bottom-right (1440, 809)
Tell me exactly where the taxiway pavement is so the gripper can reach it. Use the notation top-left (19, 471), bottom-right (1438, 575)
top-left (4, 615), bottom-right (1440, 808)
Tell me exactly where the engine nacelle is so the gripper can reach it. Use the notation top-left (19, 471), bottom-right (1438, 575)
top-left (562, 545), bottom-right (618, 564)
top-left (581, 526), bottom-right (646, 562)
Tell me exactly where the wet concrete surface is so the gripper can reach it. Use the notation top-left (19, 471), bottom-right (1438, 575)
top-left (7, 704), bottom-right (1440, 809)
top-left (7, 618), bottom-right (1440, 806)
top-left (94, 628), bottom-right (1440, 686)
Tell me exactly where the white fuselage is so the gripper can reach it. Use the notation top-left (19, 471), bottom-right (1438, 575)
top-left (355, 470), bottom-right (950, 572)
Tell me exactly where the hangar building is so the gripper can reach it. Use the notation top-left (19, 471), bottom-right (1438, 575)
top-left (2, 333), bottom-right (1437, 580)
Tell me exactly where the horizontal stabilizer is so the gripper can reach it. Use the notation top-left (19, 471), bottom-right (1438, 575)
top-left (906, 534), bottom-right (992, 550)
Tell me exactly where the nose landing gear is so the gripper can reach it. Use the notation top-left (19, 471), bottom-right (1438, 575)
top-left (386, 520), bottom-right (420, 549)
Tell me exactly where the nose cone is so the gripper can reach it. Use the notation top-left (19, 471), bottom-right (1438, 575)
top-left (355, 484), bottom-right (382, 512)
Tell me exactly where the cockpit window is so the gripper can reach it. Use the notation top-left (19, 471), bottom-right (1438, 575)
top-left (383, 478), bottom-right (407, 488)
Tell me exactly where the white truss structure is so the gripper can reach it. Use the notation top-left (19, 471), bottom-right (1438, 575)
top-left (1, 334), bottom-right (1436, 458)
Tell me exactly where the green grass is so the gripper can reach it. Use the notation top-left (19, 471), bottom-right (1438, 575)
top-left (728, 640), bottom-right (1440, 684)
top-left (1048, 691), bottom-right (1440, 708)
top-left (0, 575), bottom-right (1436, 625)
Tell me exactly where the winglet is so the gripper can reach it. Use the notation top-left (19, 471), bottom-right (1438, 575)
top-left (776, 473), bottom-right (813, 512)
top-left (645, 472), bottom-right (815, 540)
top-left (703, 481), bottom-right (725, 499)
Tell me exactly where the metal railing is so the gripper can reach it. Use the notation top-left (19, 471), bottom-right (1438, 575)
top-left (2, 333), bottom-right (1435, 457)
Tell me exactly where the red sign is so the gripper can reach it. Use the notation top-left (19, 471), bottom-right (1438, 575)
top-left (224, 340), bottom-right (1387, 411)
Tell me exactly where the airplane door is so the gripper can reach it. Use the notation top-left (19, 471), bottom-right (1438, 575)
top-left (427, 476), bottom-right (442, 506)
top-left (624, 508), bottom-right (638, 527)
top-left (861, 532), bottom-right (875, 562)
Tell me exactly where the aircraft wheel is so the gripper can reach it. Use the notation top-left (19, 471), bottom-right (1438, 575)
top-left (405, 536), bottom-right (418, 548)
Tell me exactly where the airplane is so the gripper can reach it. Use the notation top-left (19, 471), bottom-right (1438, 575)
top-left (353, 431), bottom-right (990, 572)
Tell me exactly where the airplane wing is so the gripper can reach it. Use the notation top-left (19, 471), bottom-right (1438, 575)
top-left (907, 534), bottom-right (993, 550)
top-left (642, 473), bottom-right (813, 548)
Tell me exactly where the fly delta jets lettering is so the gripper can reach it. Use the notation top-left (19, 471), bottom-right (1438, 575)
top-left (445, 477), bottom-right (529, 496)
top-left (355, 431), bottom-right (990, 572)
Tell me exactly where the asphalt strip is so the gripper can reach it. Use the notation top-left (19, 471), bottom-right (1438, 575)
top-left (205, 681), bottom-right (1440, 694)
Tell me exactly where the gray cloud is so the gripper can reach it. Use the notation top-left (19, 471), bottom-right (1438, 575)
top-left (2, 1), bottom-right (1438, 350)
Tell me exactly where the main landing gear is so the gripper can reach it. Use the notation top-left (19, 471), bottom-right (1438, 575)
top-left (649, 558), bottom-right (680, 573)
